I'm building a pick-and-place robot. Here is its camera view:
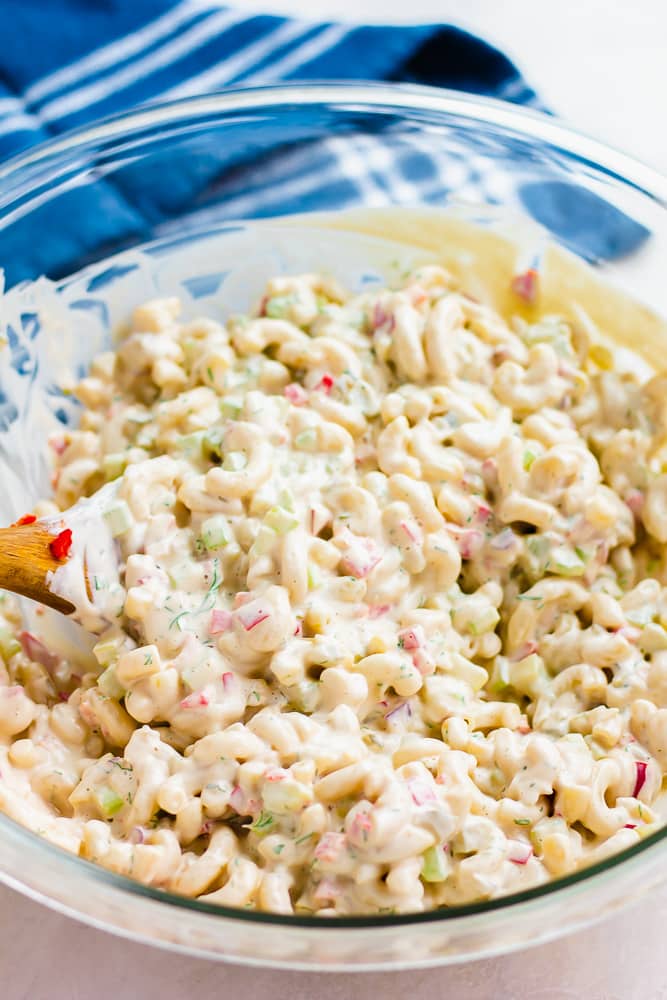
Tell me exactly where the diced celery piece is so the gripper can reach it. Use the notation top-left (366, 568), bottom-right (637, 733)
top-left (203, 428), bottom-right (224, 459)
top-left (262, 778), bottom-right (311, 814)
top-left (523, 449), bottom-right (536, 471)
top-left (264, 506), bottom-right (299, 535)
top-left (454, 824), bottom-right (488, 855)
top-left (468, 607), bottom-right (500, 635)
top-left (0, 627), bottom-right (21, 661)
top-left (347, 379), bottom-right (380, 417)
top-left (527, 535), bottom-right (550, 561)
top-left (248, 483), bottom-right (278, 517)
top-left (167, 562), bottom-right (193, 588)
top-left (181, 338), bottom-right (199, 367)
top-left (200, 515), bottom-right (230, 551)
top-left (421, 845), bottom-right (449, 883)
top-left (251, 526), bottom-right (277, 557)
top-left (551, 546), bottom-right (585, 577)
top-left (510, 653), bottom-right (548, 698)
top-left (102, 452), bottom-right (127, 482)
top-left (223, 451), bottom-right (247, 471)
top-left (295, 429), bottom-right (318, 452)
top-left (103, 499), bottom-right (133, 538)
top-left (307, 563), bottom-right (321, 590)
top-left (96, 786), bottom-right (125, 818)
top-left (97, 664), bottom-right (125, 700)
top-left (265, 294), bottom-right (295, 318)
top-left (278, 488), bottom-right (295, 512)
top-left (284, 680), bottom-right (320, 714)
top-left (530, 816), bottom-right (567, 851)
top-left (173, 431), bottom-right (206, 459)
top-left (488, 657), bottom-right (511, 693)
top-left (219, 398), bottom-right (242, 420)
top-left (315, 293), bottom-right (330, 313)
top-left (93, 637), bottom-right (122, 668)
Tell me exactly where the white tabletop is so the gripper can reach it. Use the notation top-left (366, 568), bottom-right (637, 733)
top-left (3, 878), bottom-right (667, 999)
top-left (3, 2), bottom-right (666, 998)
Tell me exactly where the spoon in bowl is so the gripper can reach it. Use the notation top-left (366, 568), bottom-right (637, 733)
top-left (0, 481), bottom-right (124, 633)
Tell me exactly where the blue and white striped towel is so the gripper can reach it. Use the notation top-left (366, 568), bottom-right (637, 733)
top-left (0, 1), bottom-right (647, 286)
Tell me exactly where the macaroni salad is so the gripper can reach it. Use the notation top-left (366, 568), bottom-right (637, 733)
top-left (1, 263), bottom-right (666, 916)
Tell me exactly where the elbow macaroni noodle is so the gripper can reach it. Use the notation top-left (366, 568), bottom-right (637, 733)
top-left (0, 262), bottom-right (666, 915)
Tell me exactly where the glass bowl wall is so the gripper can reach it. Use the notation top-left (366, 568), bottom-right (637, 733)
top-left (0, 84), bottom-right (665, 969)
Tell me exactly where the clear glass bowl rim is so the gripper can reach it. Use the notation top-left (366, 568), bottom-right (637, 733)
top-left (0, 80), bottom-right (666, 933)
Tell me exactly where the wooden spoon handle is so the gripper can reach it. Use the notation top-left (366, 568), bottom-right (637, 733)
top-left (0, 522), bottom-right (75, 614)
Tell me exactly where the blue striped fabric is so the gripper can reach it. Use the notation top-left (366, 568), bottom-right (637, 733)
top-left (0, 1), bottom-right (647, 286)
top-left (0, 1), bottom-right (540, 157)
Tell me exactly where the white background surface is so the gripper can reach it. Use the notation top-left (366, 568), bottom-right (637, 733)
top-left (232, 0), bottom-right (667, 171)
top-left (2, 2), bottom-right (666, 999)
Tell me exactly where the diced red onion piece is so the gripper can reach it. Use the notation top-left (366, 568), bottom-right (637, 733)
top-left (372, 302), bottom-right (393, 330)
top-left (491, 528), bottom-right (515, 550)
top-left (209, 609), bottom-right (232, 635)
top-left (264, 768), bottom-right (288, 783)
top-left (49, 435), bottom-right (67, 456)
top-left (453, 528), bottom-right (484, 560)
top-left (412, 648), bottom-right (435, 676)
top-left (340, 543), bottom-right (381, 579)
top-left (313, 877), bottom-right (341, 901)
top-left (236, 601), bottom-right (271, 631)
top-left (400, 519), bottom-right (423, 545)
top-left (626, 489), bottom-right (644, 515)
top-left (633, 760), bottom-right (648, 798)
top-left (315, 373), bottom-right (335, 395)
top-left (511, 268), bottom-right (539, 304)
top-left (510, 640), bottom-right (538, 662)
top-left (347, 810), bottom-right (373, 846)
top-left (179, 690), bottom-right (210, 709)
top-left (398, 626), bottom-right (425, 651)
top-left (309, 504), bottom-right (330, 536)
top-left (507, 840), bottom-right (533, 864)
top-left (314, 832), bottom-right (346, 862)
top-left (19, 631), bottom-right (60, 673)
top-left (475, 503), bottom-right (492, 524)
top-left (385, 700), bottom-right (412, 723)
top-left (284, 383), bottom-right (308, 405)
top-left (618, 626), bottom-right (641, 643)
top-left (408, 778), bottom-right (437, 806)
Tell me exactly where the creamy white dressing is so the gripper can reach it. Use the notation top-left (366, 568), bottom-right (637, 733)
top-left (0, 235), bottom-right (666, 915)
top-left (46, 480), bottom-right (124, 634)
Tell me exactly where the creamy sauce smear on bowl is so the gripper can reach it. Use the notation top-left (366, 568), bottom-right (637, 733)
top-left (1, 212), bottom-right (667, 916)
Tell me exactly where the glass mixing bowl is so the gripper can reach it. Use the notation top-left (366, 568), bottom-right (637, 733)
top-left (0, 83), bottom-right (666, 970)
